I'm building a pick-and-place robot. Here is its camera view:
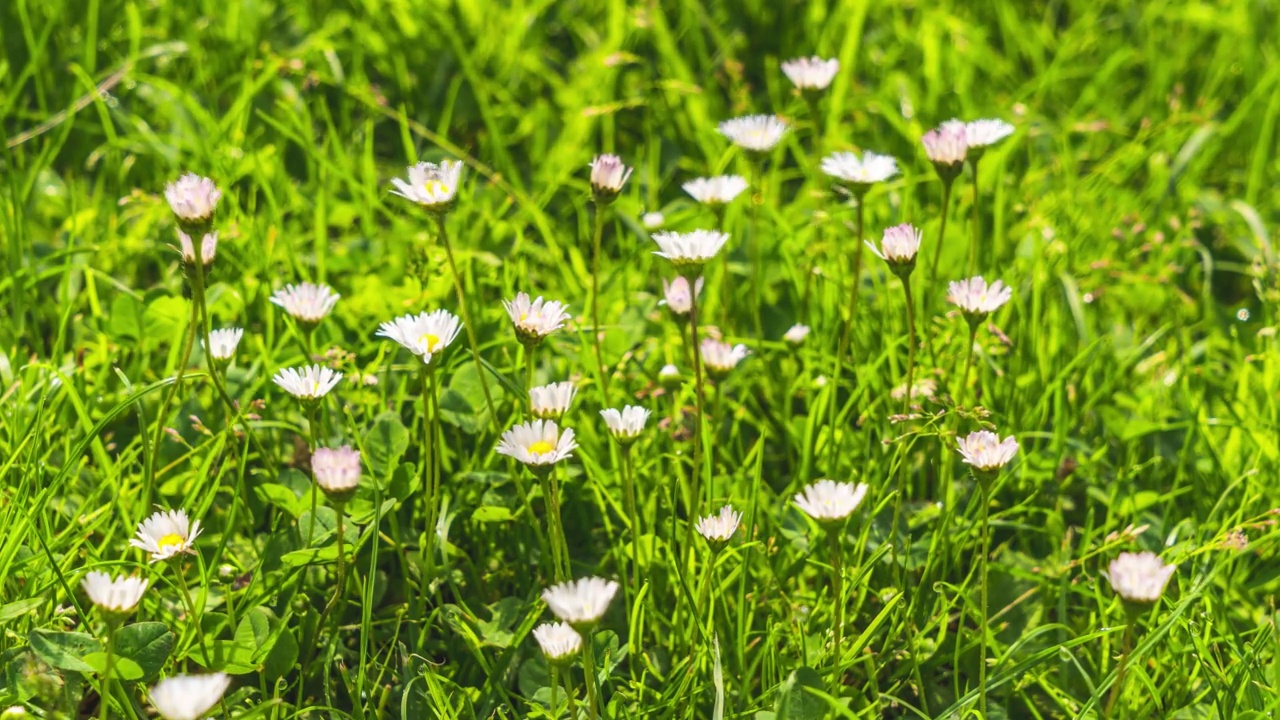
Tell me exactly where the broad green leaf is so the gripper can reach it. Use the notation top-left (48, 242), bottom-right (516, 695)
top-left (0, 597), bottom-right (44, 622)
top-left (364, 412), bottom-right (410, 477)
top-left (28, 630), bottom-right (101, 673)
top-left (113, 622), bottom-right (174, 681)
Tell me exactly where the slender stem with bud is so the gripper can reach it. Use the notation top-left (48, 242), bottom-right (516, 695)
top-left (434, 215), bottom-right (499, 430)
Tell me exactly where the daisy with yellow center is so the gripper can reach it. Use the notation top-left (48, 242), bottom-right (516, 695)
top-left (390, 159), bottom-right (463, 212)
top-left (496, 419), bottom-right (578, 471)
top-left (376, 309), bottom-right (463, 367)
top-left (130, 509), bottom-right (202, 563)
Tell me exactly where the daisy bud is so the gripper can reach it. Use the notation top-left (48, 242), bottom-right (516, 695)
top-left (312, 446), bottom-right (362, 504)
top-left (529, 381), bottom-right (577, 421)
top-left (496, 419), bottom-right (578, 477)
top-left (164, 173), bottom-right (220, 234)
top-left (376, 310), bottom-right (462, 367)
top-left (532, 622), bottom-right (583, 666)
top-left (695, 505), bottom-right (742, 549)
top-left (390, 160), bottom-right (463, 215)
top-left (957, 430), bottom-right (1018, 489)
top-left (922, 120), bottom-right (969, 181)
top-left (600, 406), bottom-right (650, 446)
top-left (270, 283), bottom-right (341, 330)
top-left (866, 223), bottom-right (922, 277)
top-left (964, 119), bottom-right (1015, 161)
top-left (176, 230), bottom-right (217, 269)
top-left (780, 56), bottom-right (839, 93)
top-left (204, 328), bottom-right (243, 364)
top-left (794, 480), bottom-right (869, 525)
top-left (718, 115), bottom-right (788, 154)
top-left (700, 338), bottom-right (749, 381)
top-left (541, 576), bottom-right (619, 633)
top-left (947, 276), bottom-right (1012, 325)
top-left (81, 572), bottom-right (147, 621)
top-left (642, 211), bottom-right (666, 230)
top-left (503, 292), bottom-right (571, 348)
top-left (130, 509), bottom-right (202, 564)
top-left (783, 324), bottom-right (811, 346)
top-left (683, 175), bottom-right (749, 206)
top-left (661, 276), bottom-right (703, 318)
top-left (652, 230), bottom-right (730, 278)
top-left (1104, 551), bottom-right (1176, 607)
top-left (820, 151), bottom-right (898, 195)
top-left (658, 363), bottom-right (683, 390)
top-left (149, 673), bottom-right (232, 720)
top-left (588, 154), bottom-right (633, 205)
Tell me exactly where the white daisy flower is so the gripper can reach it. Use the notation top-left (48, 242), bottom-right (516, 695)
top-left (312, 446), bottom-right (361, 503)
top-left (965, 119), bottom-right (1014, 150)
top-left (866, 223), bottom-right (922, 270)
top-left (130, 509), bottom-right (202, 563)
top-left (661, 276), bottom-right (703, 316)
top-left (700, 338), bottom-right (749, 379)
top-left (683, 175), bottom-right (749, 206)
top-left (542, 577), bottom-right (619, 630)
top-left (947, 276), bottom-right (1013, 319)
top-left (164, 174), bottom-right (221, 228)
top-left (270, 283), bottom-right (340, 326)
top-left (922, 120), bottom-right (969, 174)
top-left (642, 211), bottom-right (666, 229)
top-left (531, 622), bottom-right (583, 663)
top-left (204, 328), bottom-right (243, 362)
top-left (81, 572), bottom-right (148, 615)
top-left (496, 419), bottom-right (578, 472)
top-left (957, 431), bottom-right (1018, 475)
top-left (783, 324), bottom-right (811, 346)
top-left (1104, 551), bottom-right (1176, 604)
top-left (390, 160), bottom-right (463, 212)
top-left (793, 480), bottom-right (869, 523)
top-left (529, 382), bottom-right (577, 421)
top-left (600, 406), bottom-right (650, 445)
top-left (376, 309), bottom-right (462, 367)
top-left (781, 56), bottom-right (840, 91)
top-left (149, 673), bottom-right (232, 720)
top-left (718, 115), bottom-right (788, 153)
top-left (176, 230), bottom-right (217, 266)
top-left (820, 151), bottom-right (898, 188)
top-left (504, 292), bottom-right (571, 345)
top-left (651, 229), bottom-right (730, 272)
top-left (272, 364), bottom-right (343, 401)
top-left (695, 505), bottom-right (742, 545)
top-left (589, 154), bottom-right (633, 201)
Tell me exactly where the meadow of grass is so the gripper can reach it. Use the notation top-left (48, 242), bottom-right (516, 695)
top-left (2, 0), bottom-right (1280, 718)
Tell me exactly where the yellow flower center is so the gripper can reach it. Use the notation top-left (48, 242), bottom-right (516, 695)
top-left (419, 333), bottom-right (441, 352)
top-left (527, 440), bottom-right (556, 455)
top-left (157, 533), bottom-right (185, 550)
top-left (423, 179), bottom-right (447, 196)
top-left (311, 380), bottom-right (321, 394)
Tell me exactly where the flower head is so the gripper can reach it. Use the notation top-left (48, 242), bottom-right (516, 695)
top-left (783, 324), bottom-right (811, 346)
top-left (642, 211), bottom-right (665, 229)
top-left (947, 276), bottom-right (1012, 321)
top-left (718, 115), bottom-right (788, 153)
top-left (600, 406), bottom-right (650, 445)
top-left (866, 223), bottom-right (922, 274)
top-left (661, 276), bottom-right (703, 317)
top-left (496, 419), bottom-right (578, 473)
top-left (272, 364), bottom-right (343, 402)
top-left (542, 577), bottom-right (619, 630)
top-left (589, 154), bottom-right (632, 203)
top-left (149, 673), bottom-right (231, 720)
top-left (965, 119), bottom-right (1014, 152)
top-left (164, 174), bottom-right (221, 229)
top-left (176, 230), bottom-right (217, 266)
top-left (531, 622), bottom-right (582, 664)
top-left (794, 480), bottom-right (868, 524)
top-left (658, 363), bottom-right (683, 390)
top-left (683, 175), bottom-right (749, 206)
top-left (781, 56), bottom-right (839, 91)
top-left (390, 160), bottom-right (463, 213)
top-left (130, 510), bottom-right (202, 563)
top-left (700, 338), bottom-right (749, 380)
top-left (652, 229), bottom-right (730, 274)
top-left (376, 310), bottom-right (462, 366)
top-left (922, 120), bottom-right (969, 178)
top-left (312, 446), bottom-right (361, 503)
top-left (1105, 551), bottom-right (1176, 605)
top-left (820, 151), bottom-right (898, 189)
top-left (82, 572), bottom-right (148, 616)
top-left (695, 505), bottom-right (742, 546)
top-left (957, 430), bottom-right (1018, 479)
top-left (504, 292), bottom-right (571, 346)
top-left (530, 381), bottom-right (577, 421)
top-left (270, 283), bottom-right (340, 327)
top-left (204, 328), bottom-right (243, 362)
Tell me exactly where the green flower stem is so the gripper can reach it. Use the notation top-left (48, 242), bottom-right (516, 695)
top-left (434, 215), bottom-right (499, 431)
top-left (978, 484), bottom-right (992, 718)
top-left (957, 321), bottom-right (980, 412)
top-left (563, 665), bottom-right (580, 720)
top-left (968, 158), bottom-right (982, 275)
top-left (142, 263), bottom-right (202, 514)
top-left (175, 567), bottom-right (212, 668)
top-left (684, 291), bottom-right (708, 568)
top-left (549, 465), bottom-right (571, 576)
top-left (590, 203), bottom-right (611, 403)
top-left (98, 620), bottom-right (118, 720)
top-left (620, 445), bottom-right (641, 600)
top-left (829, 192), bottom-right (866, 471)
top-left (1104, 622), bottom-right (1136, 718)
top-left (550, 665), bottom-right (559, 719)
top-left (582, 628), bottom-right (599, 720)
top-left (524, 345), bottom-right (535, 415)
top-left (305, 405), bottom-right (321, 549)
top-left (828, 526), bottom-right (846, 689)
top-left (420, 367), bottom-right (439, 583)
top-left (901, 273), bottom-right (918, 415)
top-left (926, 178), bottom-right (955, 319)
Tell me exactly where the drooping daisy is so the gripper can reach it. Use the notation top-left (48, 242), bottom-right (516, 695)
top-left (530, 382), bottom-right (577, 421)
top-left (718, 115), bottom-right (788, 153)
top-left (496, 419), bottom-right (578, 472)
top-left (700, 338), bottom-right (749, 380)
top-left (504, 292), bottom-right (571, 346)
top-left (922, 120), bottom-right (969, 179)
top-left (820, 151), bottom-right (899, 190)
top-left (780, 56), bottom-right (840, 91)
top-left (272, 364), bottom-right (343, 402)
top-left (651, 229), bottom-right (730, 274)
top-left (542, 577), bottom-right (619, 631)
top-left (81, 572), bottom-right (148, 615)
top-left (149, 673), bottom-right (232, 720)
top-left (589, 154), bottom-right (632, 203)
top-left (947, 276), bottom-right (1013, 321)
top-left (270, 283), bottom-right (340, 327)
top-left (376, 309), bottom-right (462, 367)
top-left (794, 480), bottom-right (869, 524)
top-left (661, 276), bottom-right (703, 317)
top-left (176, 230), bottom-right (218, 267)
top-left (965, 119), bottom-right (1014, 154)
top-left (866, 223), bottom-right (922, 274)
top-left (957, 431), bottom-right (1018, 477)
top-left (683, 175), bottom-right (749, 206)
top-left (600, 406), bottom-right (650, 445)
top-left (1104, 551), bottom-right (1176, 605)
top-left (531, 622), bottom-right (583, 664)
top-left (695, 505), bottom-right (742, 546)
top-left (390, 160), bottom-right (464, 213)
top-left (312, 446), bottom-right (362, 503)
top-left (164, 174), bottom-right (221, 230)
top-left (130, 509), bottom-right (202, 563)
top-left (783, 324), bottom-right (811, 346)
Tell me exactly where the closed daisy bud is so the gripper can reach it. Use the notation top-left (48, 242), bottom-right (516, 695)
top-left (312, 446), bottom-right (361, 504)
top-left (964, 119), bottom-right (1014, 159)
top-left (542, 576), bottom-right (619, 632)
top-left (149, 673), bottom-right (231, 720)
top-left (820, 151), bottom-right (898, 193)
top-left (504, 292), bottom-right (571, 347)
top-left (130, 509), bottom-right (202, 563)
top-left (947, 276), bottom-right (1012, 323)
top-left (683, 175), bottom-right (749, 206)
top-left (661, 276), bottom-right (703, 317)
top-left (783, 324), bottom-right (811, 346)
top-left (270, 282), bottom-right (340, 329)
top-left (658, 363), bottom-right (683, 390)
top-left (588, 154), bottom-right (633, 204)
top-left (81, 572), bottom-right (148, 618)
top-left (390, 160), bottom-right (463, 214)
top-left (496, 419), bottom-right (578, 475)
top-left (922, 120), bottom-right (969, 180)
top-left (866, 223), bottom-right (922, 277)
top-left (642, 211), bottom-right (666, 229)
top-left (652, 229), bottom-right (730, 276)
top-left (780, 56), bottom-right (839, 92)
top-left (376, 310), bottom-right (462, 367)
top-left (600, 406), bottom-right (650, 445)
top-left (164, 174), bottom-right (221, 232)
top-left (176, 230), bottom-right (218, 268)
top-left (272, 364), bottom-right (343, 403)
top-left (1104, 551), bottom-right (1176, 606)
top-left (529, 381), bottom-right (577, 421)
top-left (957, 430), bottom-right (1018, 487)
top-left (532, 622), bottom-right (583, 665)
top-left (695, 505), bottom-right (742, 548)
top-left (718, 115), bottom-right (788, 153)
top-left (204, 328), bottom-right (243, 363)
top-left (794, 480), bottom-right (868, 524)
top-left (700, 338), bottom-right (749, 381)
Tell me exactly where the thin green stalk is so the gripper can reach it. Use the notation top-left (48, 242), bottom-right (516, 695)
top-left (902, 274), bottom-right (918, 415)
top-left (926, 179), bottom-right (955, 311)
top-left (621, 446), bottom-right (641, 599)
top-left (684, 290), bottom-right (708, 567)
top-left (143, 268), bottom-right (201, 514)
top-left (805, 95), bottom-right (823, 157)
top-left (550, 666), bottom-right (559, 719)
top-left (175, 568), bottom-right (212, 669)
top-left (524, 346), bottom-right (536, 415)
top-left (549, 465), bottom-right (571, 575)
top-left (828, 193), bottom-right (866, 471)
top-left (98, 621), bottom-right (117, 720)
top-left (582, 629), bottom-right (599, 720)
top-left (420, 367), bottom-right (437, 582)
top-left (747, 158), bottom-right (765, 342)
top-left (435, 215), bottom-right (498, 430)
top-left (563, 665), bottom-right (580, 719)
top-left (957, 322), bottom-right (980, 411)
top-left (536, 471), bottom-right (564, 581)
top-left (305, 406), bottom-right (321, 548)
top-left (968, 158), bottom-right (981, 274)
top-left (978, 486), bottom-right (991, 718)
top-left (1103, 624), bottom-right (1135, 718)
top-left (828, 527), bottom-right (845, 689)
top-left (590, 204), bottom-right (611, 402)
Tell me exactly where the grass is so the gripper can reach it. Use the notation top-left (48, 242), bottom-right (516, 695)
top-left (2, 0), bottom-right (1279, 718)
